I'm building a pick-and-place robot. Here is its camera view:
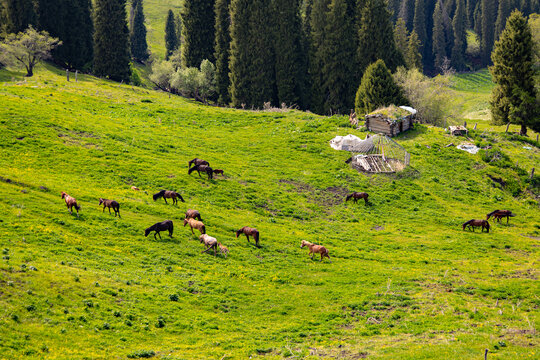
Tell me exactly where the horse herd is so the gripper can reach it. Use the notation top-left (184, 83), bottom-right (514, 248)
top-left (60, 158), bottom-right (517, 262)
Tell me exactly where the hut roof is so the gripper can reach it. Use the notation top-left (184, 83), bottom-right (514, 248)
top-left (366, 105), bottom-right (411, 120)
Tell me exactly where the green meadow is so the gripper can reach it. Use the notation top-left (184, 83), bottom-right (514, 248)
top-left (0, 65), bottom-right (538, 359)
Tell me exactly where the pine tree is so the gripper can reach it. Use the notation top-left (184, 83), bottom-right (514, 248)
top-left (451, 0), bottom-right (467, 70)
top-left (466, 0), bottom-right (476, 28)
top-left (480, 0), bottom-right (496, 65)
top-left (432, 0), bottom-right (447, 70)
top-left (273, 0), bottom-right (306, 108)
top-left (214, 0), bottom-right (231, 105)
top-left (495, 0), bottom-right (511, 41)
top-left (473, 1), bottom-right (482, 36)
top-left (406, 29), bottom-right (423, 70)
top-left (181, 0), bottom-right (215, 68)
top-left (130, 0), bottom-right (149, 62)
top-left (164, 10), bottom-right (178, 60)
top-left (358, 0), bottom-right (404, 74)
top-left (93, 0), bottom-right (131, 82)
top-left (490, 10), bottom-right (538, 135)
top-left (413, 0), bottom-right (428, 68)
top-left (355, 59), bottom-right (407, 114)
top-left (308, 0), bottom-right (331, 114)
top-left (394, 17), bottom-right (409, 62)
top-left (398, 0), bottom-right (415, 31)
top-left (4, 0), bottom-right (36, 34)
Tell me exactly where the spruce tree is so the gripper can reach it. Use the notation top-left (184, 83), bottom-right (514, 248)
top-left (451, 0), bottom-right (466, 70)
top-left (480, 0), bottom-right (496, 65)
top-left (308, 0), bottom-right (331, 114)
top-left (93, 0), bottom-right (131, 82)
top-left (398, 0), bottom-right (415, 31)
top-left (4, 0), bottom-right (36, 34)
top-left (407, 30), bottom-right (423, 70)
top-left (432, 0), bottom-right (447, 70)
top-left (355, 59), bottom-right (407, 114)
top-left (164, 10), bottom-right (178, 60)
top-left (495, 0), bottom-right (511, 41)
top-left (394, 18), bottom-right (409, 62)
top-left (413, 0), bottom-right (427, 68)
top-left (358, 0), bottom-right (404, 73)
top-left (214, 0), bottom-right (231, 105)
top-left (130, 0), bottom-right (149, 62)
top-left (181, 0), bottom-right (215, 68)
top-left (490, 10), bottom-right (538, 135)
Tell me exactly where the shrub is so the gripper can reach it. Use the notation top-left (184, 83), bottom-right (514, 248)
top-left (127, 350), bottom-right (155, 358)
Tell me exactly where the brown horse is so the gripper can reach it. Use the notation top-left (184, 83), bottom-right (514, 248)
top-left (213, 169), bottom-right (224, 176)
top-left (300, 240), bottom-right (331, 262)
top-left (345, 192), bottom-right (369, 204)
top-left (199, 234), bottom-right (218, 255)
top-left (145, 220), bottom-right (173, 240)
top-left (153, 190), bottom-right (184, 205)
top-left (99, 198), bottom-right (120, 217)
top-left (188, 158), bottom-right (209, 168)
top-left (131, 186), bottom-right (140, 191)
top-left (61, 192), bottom-right (81, 217)
top-left (463, 219), bottom-right (490, 233)
top-left (185, 209), bottom-right (202, 221)
top-left (188, 164), bottom-right (213, 179)
top-left (218, 243), bottom-right (229, 258)
top-left (486, 210), bottom-right (515, 224)
top-left (236, 226), bottom-right (260, 247)
top-left (184, 218), bottom-right (206, 235)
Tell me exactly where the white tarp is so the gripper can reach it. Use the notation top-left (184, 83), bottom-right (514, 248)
top-left (457, 143), bottom-right (479, 154)
top-left (330, 134), bottom-right (370, 151)
top-left (399, 106), bottom-right (417, 115)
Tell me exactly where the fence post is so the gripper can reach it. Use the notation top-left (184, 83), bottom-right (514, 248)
top-left (505, 123), bottom-right (510, 132)
top-left (75, 70), bottom-right (78, 82)
top-left (473, 123), bottom-right (477, 130)
top-left (66, 69), bottom-right (69, 82)
top-left (531, 168), bottom-right (535, 180)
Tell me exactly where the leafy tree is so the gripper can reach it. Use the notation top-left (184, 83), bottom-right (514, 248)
top-left (451, 0), bottom-right (467, 70)
top-left (181, 0), bottom-right (215, 68)
top-left (355, 59), bottom-right (407, 114)
top-left (480, 0), bottom-right (496, 65)
top-left (130, 0), bottom-right (149, 62)
top-left (394, 17), bottom-right (409, 61)
top-left (164, 10), bottom-right (178, 60)
top-left (490, 10), bottom-right (538, 135)
top-left (149, 60), bottom-right (174, 91)
top-left (0, 26), bottom-right (61, 76)
top-left (171, 59), bottom-right (216, 104)
top-left (214, 0), bottom-right (230, 105)
top-left (432, 0), bottom-right (447, 70)
top-left (406, 30), bottom-right (423, 70)
top-left (93, 0), bottom-right (131, 82)
top-left (4, 0), bottom-right (36, 34)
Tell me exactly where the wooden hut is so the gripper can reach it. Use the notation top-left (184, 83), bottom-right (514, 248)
top-left (364, 105), bottom-right (415, 137)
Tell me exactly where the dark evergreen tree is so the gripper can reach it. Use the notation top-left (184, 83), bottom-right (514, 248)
top-left (214, 0), bottom-right (230, 105)
top-left (466, 0), bottom-right (477, 28)
top-left (480, 0), bottom-right (497, 65)
top-left (175, 11), bottom-right (182, 44)
top-left (308, 0), bottom-right (331, 114)
top-left (432, 0), bottom-right (447, 69)
top-left (4, 0), bottom-right (36, 34)
top-left (406, 29), bottom-right (423, 69)
top-left (413, 0), bottom-right (428, 66)
top-left (451, 0), bottom-right (467, 70)
top-left (398, 0), bottom-right (415, 31)
top-left (473, 1), bottom-right (482, 36)
top-left (394, 17), bottom-right (409, 62)
top-left (355, 59), bottom-right (407, 114)
top-left (357, 0), bottom-right (404, 73)
top-left (130, 0), bottom-right (149, 62)
top-left (93, 0), bottom-right (131, 82)
top-left (495, 0), bottom-right (512, 41)
top-left (424, 0), bottom-right (437, 71)
top-left (490, 10), bottom-right (538, 135)
top-left (181, 0), bottom-right (215, 68)
top-left (164, 10), bottom-right (178, 60)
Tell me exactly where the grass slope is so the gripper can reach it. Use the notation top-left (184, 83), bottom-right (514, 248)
top-left (141, 0), bottom-right (183, 60)
top-left (0, 66), bottom-right (538, 359)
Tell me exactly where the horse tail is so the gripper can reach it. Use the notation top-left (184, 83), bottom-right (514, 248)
top-left (169, 221), bottom-right (174, 236)
top-left (254, 231), bottom-right (259, 243)
top-left (75, 203), bottom-right (81, 211)
top-left (201, 224), bottom-right (206, 234)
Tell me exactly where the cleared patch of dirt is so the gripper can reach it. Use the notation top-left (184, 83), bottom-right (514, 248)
top-left (279, 179), bottom-right (349, 207)
top-left (371, 226), bottom-right (384, 231)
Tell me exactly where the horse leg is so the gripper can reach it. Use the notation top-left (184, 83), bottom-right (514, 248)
top-left (245, 234), bottom-right (250, 243)
top-left (102, 206), bottom-right (105, 213)
top-left (108, 207), bottom-right (111, 215)
top-left (320, 253), bottom-right (324, 261)
top-left (214, 245), bottom-right (217, 256)
top-left (191, 227), bottom-right (194, 234)
top-left (164, 198), bottom-right (168, 204)
top-left (158, 232), bottom-right (162, 240)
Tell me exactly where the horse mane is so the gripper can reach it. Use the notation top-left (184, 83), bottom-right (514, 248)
top-left (235, 228), bottom-right (243, 237)
top-left (462, 219), bottom-right (473, 226)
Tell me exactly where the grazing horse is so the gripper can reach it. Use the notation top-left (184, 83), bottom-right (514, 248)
top-left (145, 220), bottom-right (173, 240)
top-left (345, 192), bottom-right (369, 204)
top-left (131, 186), bottom-right (140, 191)
top-left (236, 226), bottom-right (260, 247)
top-left (188, 158), bottom-right (209, 168)
top-left (61, 192), bottom-right (81, 217)
top-left (99, 198), bottom-right (120, 217)
top-left (218, 243), bottom-right (229, 258)
top-left (486, 210), bottom-right (515, 224)
top-left (188, 164), bottom-right (214, 179)
top-left (463, 219), bottom-right (490, 233)
top-left (199, 234), bottom-right (218, 255)
top-left (153, 190), bottom-right (184, 205)
top-left (213, 169), bottom-right (224, 176)
top-left (184, 218), bottom-right (206, 235)
top-left (185, 209), bottom-right (202, 221)
top-left (300, 240), bottom-right (331, 262)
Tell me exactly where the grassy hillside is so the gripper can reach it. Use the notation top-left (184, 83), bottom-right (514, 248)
top-left (0, 65), bottom-right (538, 359)
top-left (451, 69), bottom-right (494, 123)
top-left (141, 0), bottom-right (183, 59)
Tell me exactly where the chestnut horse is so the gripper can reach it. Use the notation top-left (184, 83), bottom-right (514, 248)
top-left (486, 210), bottom-right (515, 224)
top-left (236, 226), bottom-right (260, 247)
top-left (185, 209), bottom-right (202, 221)
top-left (463, 219), bottom-right (490, 233)
top-left (153, 190), bottom-right (184, 205)
top-left (184, 218), bottom-right (206, 234)
top-left (99, 198), bottom-right (120, 217)
top-left (301, 240), bottom-right (331, 262)
top-left (145, 220), bottom-right (173, 240)
top-left (188, 164), bottom-right (213, 179)
top-left (188, 158), bottom-right (209, 168)
top-left (199, 234), bottom-right (218, 255)
top-left (345, 192), bottom-right (369, 204)
top-left (218, 243), bottom-right (229, 258)
top-left (61, 192), bottom-right (81, 217)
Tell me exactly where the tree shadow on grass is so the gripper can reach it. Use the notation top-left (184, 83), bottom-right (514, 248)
top-left (0, 68), bottom-right (26, 82)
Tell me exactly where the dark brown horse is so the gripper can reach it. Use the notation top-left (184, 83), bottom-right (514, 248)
top-left (486, 210), bottom-right (515, 224)
top-left (236, 226), bottom-right (260, 247)
top-left (213, 169), bottom-right (224, 176)
top-left (185, 209), bottom-right (202, 221)
top-left (463, 219), bottom-right (490, 233)
top-left (99, 198), bottom-right (120, 217)
top-left (145, 220), bottom-right (173, 240)
top-left (61, 192), bottom-right (81, 217)
top-left (153, 190), bottom-right (184, 204)
top-left (188, 164), bottom-right (213, 179)
top-left (188, 158), bottom-right (209, 168)
top-left (345, 192), bottom-right (369, 204)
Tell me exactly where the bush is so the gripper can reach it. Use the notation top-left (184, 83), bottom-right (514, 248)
top-left (149, 61), bottom-right (174, 91)
top-left (127, 350), bottom-right (155, 359)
